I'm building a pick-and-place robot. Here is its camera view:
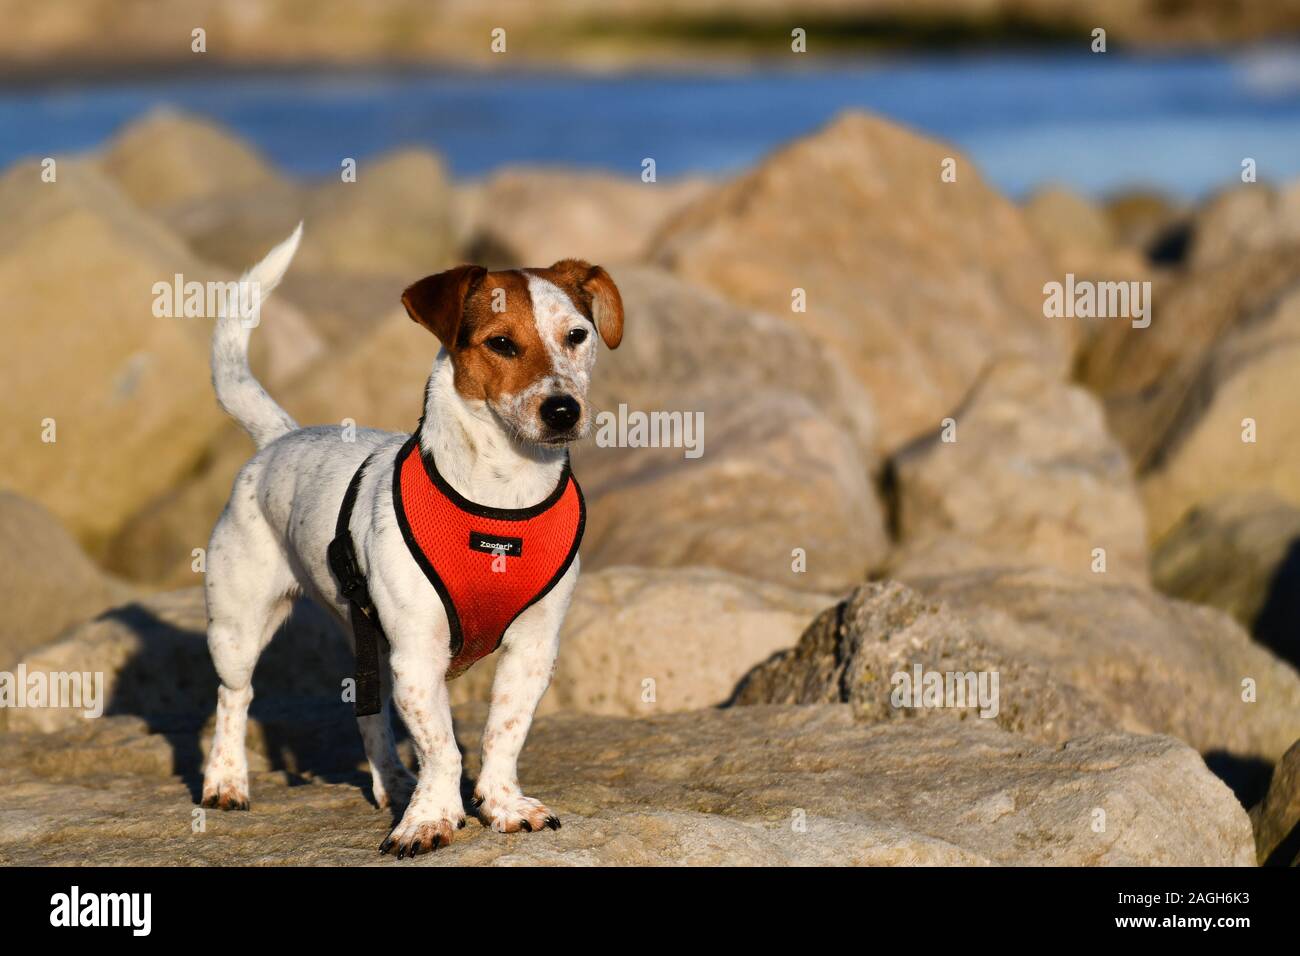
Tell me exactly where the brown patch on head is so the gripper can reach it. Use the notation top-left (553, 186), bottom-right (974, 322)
top-left (402, 267), bottom-right (554, 402)
top-left (534, 259), bottom-right (624, 349)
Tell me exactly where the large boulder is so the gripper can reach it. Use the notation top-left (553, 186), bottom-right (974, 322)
top-left (294, 148), bottom-right (458, 280)
top-left (1250, 738), bottom-right (1300, 865)
top-left (97, 108), bottom-right (278, 213)
top-left (1188, 181), bottom-right (1300, 270)
top-left (576, 389), bottom-right (884, 593)
top-left (450, 566), bottom-right (833, 715)
top-left (735, 571), bottom-right (1300, 767)
top-left (0, 158), bottom-right (321, 550)
top-left (456, 167), bottom-right (709, 266)
top-left (1078, 244), bottom-right (1300, 468)
top-left (1139, 280), bottom-right (1300, 540)
top-left (1152, 490), bottom-right (1300, 668)
top-left (886, 357), bottom-right (1149, 586)
top-left (0, 493), bottom-right (135, 670)
top-left (651, 111), bottom-right (1069, 453)
top-left (0, 704), bottom-right (1254, 865)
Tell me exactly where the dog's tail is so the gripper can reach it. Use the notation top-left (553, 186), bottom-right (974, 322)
top-left (211, 223), bottom-right (303, 449)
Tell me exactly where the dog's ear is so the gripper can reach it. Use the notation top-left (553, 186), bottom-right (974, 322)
top-left (401, 265), bottom-right (487, 349)
top-left (548, 259), bottom-right (624, 349)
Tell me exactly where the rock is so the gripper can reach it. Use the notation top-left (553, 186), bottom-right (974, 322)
top-left (651, 111), bottom-right (1069, 453)
top-left (586, 266), bottom-right (878, 453)
top-left (1139, 280), bottom-right (1300, 540)
top-left (0, 704), bottom-right (1254, 865)
top-left (450, 566), bottom-right (834, 716)
top-left (1077, 244), bottom-right (1300, 418)
top-left (296, 148), bottom-right (458, 280)
top-left (576, 389), bottom-right (886, 593)
top-left (97, 108), bottom-right (278, 212)
top-left (1250, 738), bottom-right (1300, 865)
top-left (0, 493), bottom-right (135, 670)
top-left (0, 158), bottom-right (321, 550)
top-left (105, 267), bottom-right (888, 587)
top-left (735, 571), bottom-right (1300, 767)
top-left (164, 178), bottom-right (308, 277)
top-left (1152, 490), bottom-right (1300, 668)
top-left (151, 144), bottom-right (456, 346)
top-left (1188, 182), bottom-right (1300, 269)
top-left (886, 357), bottom-right (1149, 586)
top-left (1024, 185), bottom-right (1115, 254)
top-left (457, 167), bottom-right (710, 266)
top-left (4, 589), bottom-right (352, 734)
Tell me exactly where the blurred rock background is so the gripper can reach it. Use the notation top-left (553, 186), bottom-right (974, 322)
top-left (1, 1), bottom-right (1299, 866)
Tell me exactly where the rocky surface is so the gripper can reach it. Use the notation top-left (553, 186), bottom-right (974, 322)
top-left (886, 357), bottom-right (1149, 586)
top-left (653, 112), bottom-right (1069, 453)
top-left (1152, 490), bottom-right (1300, 668)
top-left (7, 105), bottom-right (1300, 868)
top-left (735, 573), bottom-right (1300, 766)
top-left (0, 704), bottom-right (1255, 866)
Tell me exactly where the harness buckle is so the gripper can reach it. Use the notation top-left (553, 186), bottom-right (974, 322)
top-left (327, 534), bottom-right (370, 607)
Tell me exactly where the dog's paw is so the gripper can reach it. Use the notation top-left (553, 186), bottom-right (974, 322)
top-left (379, 811), bottom-right (465, 859)
top-left (200, 780), bottom-right (250, 812)
top-left (473, 787), bottom-right (560, 834)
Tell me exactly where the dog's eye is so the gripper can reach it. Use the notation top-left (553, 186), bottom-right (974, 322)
top-left (485, 336), bottom-right (517, 357)
top-left (567, 327), bottom-right (588, 347)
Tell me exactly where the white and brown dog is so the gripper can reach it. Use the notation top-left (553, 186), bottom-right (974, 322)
top-left (199, 225), bottom-right (622, 857)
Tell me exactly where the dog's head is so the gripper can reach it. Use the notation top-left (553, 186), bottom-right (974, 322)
top-left (401, 261), bottom-right (623, 446)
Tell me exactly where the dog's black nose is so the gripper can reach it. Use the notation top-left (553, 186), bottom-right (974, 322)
top-left (540, 395), bottom-right (581, 432)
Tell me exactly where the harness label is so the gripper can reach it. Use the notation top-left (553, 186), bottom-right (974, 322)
top-left (469, 531), bottom-right (524, 558)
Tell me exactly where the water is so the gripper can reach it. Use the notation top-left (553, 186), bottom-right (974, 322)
top-left (4, 48), bottom-right (1300, 199)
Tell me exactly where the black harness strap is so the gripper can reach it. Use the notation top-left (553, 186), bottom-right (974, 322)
top-left (327, 451), bottom-right (384, 717)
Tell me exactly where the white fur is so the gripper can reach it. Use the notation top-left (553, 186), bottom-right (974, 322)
top-left (201, 230), bottom-right (589, 856)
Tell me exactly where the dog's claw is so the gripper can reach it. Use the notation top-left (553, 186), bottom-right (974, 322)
top-left (200, 789), bottom-right (250, 812)
top-left (379, 817), bottom-right (459, 859)
top-left (544, 816), bottom-right (561, 831)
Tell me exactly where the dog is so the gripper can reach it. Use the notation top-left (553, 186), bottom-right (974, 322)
top-left (199, 224), bottom-right (623, 858)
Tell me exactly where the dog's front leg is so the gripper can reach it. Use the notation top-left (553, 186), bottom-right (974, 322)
top-left (380, 630), bottom-right (465, 858)
top-left (473, 572), bottom-right (573, 833)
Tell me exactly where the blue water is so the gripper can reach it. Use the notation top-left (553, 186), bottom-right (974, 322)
top-left (4, 48), bottom-right (1300, 198)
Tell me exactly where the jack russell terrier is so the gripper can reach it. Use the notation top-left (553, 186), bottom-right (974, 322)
top-left (199, 225), bottom-right (623, 858)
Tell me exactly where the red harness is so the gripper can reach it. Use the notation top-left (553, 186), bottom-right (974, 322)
top-left (391, 435), bottom-right (585, 679)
